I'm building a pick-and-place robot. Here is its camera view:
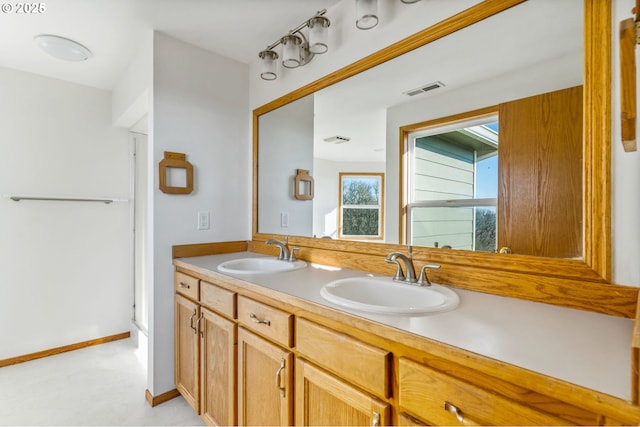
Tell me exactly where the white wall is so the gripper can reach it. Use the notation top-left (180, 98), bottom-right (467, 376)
top-left (0, 67), bottom-right (131, 360)
top-left (149, 32), bottom-right (250, 395)
top-left (258, 95), bottom-right (314, 236)
top-left (112, 32), bottom-right (153, 128)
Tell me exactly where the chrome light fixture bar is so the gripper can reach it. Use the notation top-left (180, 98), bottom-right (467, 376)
top-left (258, 9), bottom-right (330, 81)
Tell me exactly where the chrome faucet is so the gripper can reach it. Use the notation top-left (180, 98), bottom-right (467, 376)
top-left (386, 246), bottom-right (441, 286)
top-left (385, 251), bottom-right (417, 283)
top-left (266, 237), bottom-right (290, 261)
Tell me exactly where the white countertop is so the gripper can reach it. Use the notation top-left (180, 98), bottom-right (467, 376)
top-left (177, 252), bottom-right (634, 401)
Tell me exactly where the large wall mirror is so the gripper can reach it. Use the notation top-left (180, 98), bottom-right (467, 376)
top-left (253, 0), bottom-right (623, 314)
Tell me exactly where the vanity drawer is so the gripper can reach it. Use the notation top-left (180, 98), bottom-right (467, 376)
top-left (174, 272), bottom-right (199, 300)
top-left (296, 318), bottom-right (390, 398)
top-left (398, 358), bottom-right (571, 426)
top-left (237, 296), bottom-right (292, 348)
top-left (200, 280), bottom-right (236, 319)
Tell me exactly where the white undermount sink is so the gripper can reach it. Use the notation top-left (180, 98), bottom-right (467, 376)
top-left (320, 276), bottom-right (459, 315)
top-left (217, 257), bottom-right (307, 275)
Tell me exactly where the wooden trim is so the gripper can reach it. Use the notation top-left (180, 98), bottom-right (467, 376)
top-left (172, 241), bottom-right (248, 259)
top-left (0, 332), bottom-right (130, 368)
top-left (583, 0), bottom-right (612, 282)
top-left (145, 388), bottom-right (181, 407)
top-left (620, 17), bottom-right (637, 152)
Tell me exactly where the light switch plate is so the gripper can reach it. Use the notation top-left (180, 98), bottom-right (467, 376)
top-left (197, 211), bottom-right (210, 230)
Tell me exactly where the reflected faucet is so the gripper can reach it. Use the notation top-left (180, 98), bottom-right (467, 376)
top-left (266, 237), bottom-right (290, 261)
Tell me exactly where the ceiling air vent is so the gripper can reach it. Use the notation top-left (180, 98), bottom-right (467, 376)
top-left (403, 81), bottom-right (445, 96)
top-left (323, 135), bottom-right (351, 144)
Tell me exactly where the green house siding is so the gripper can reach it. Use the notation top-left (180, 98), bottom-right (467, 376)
top-left (413, 137), bottom-right (475, 249)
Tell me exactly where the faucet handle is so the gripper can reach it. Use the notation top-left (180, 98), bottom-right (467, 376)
top-left (288, 247), bottom-right (300, 262)
top-left (417, 264), bottom-right (440, 287)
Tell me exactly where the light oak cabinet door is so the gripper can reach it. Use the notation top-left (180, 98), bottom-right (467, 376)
top-left (498, 85), bottom-right (583, 258)
top-left (200, 307), bottom-right (237, 427)
top-left (295, 358), bottom-right (390, 426)
top-left (175, 293), bottom-right (200, 413)
top-left (237, 327), bottom-right (293, 426)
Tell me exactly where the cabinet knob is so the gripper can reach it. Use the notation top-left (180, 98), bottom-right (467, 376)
top-left (179, 282), bottom-right (190, 289)
top-left (444, 401), bottom-right (465, 424)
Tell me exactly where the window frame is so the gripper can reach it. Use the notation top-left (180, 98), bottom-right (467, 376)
top-left (403, 108), bottom-right (498, 250)
top-left (338, 172), bottom-right (385, 241)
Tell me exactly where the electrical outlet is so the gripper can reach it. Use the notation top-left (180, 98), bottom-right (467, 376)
top-left (281, 212), bottom-right (289, 228)
top-left (197, 211), bottom-right (210, 230)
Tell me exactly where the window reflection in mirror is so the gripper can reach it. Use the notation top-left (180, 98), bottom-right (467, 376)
top-left (406, 116), bottom-right (498, 252)
top-left (338, 173), bottom-right (384, 241)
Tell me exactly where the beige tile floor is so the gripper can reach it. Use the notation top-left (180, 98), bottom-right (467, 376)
top-left (0, 338), bottom-right (204, 426)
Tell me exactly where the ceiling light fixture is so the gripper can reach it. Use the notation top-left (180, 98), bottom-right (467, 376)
top-left (355, 0), bottom-right (379, 30)
top-left (258, 9), bottom-right (330, 81)
top-left (34, 34), bottom-right (92, 62)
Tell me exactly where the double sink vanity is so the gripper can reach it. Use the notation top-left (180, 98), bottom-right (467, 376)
top-left (173, 242), bottom-right (639, 426)
top-left (171, 1), bottom-right (640, 424)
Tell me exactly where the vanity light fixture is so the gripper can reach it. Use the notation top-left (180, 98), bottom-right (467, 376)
top-left (258, 9), bottom-right (330, 81)
top-left (355, 0), bottom-right (379, 30)
top-left (259, 50), bottom-right (278, 80)
top-left (34, 34), bottom-right (92, 61)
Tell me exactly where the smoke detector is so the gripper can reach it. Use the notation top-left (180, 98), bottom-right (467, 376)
top-left (323, 135), bottom-right (351, 144)
top-left (403, 81), bottom-right (445, 96)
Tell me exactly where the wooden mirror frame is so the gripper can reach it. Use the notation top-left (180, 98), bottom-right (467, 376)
top-left (252, 0), bottom-right (639, 318)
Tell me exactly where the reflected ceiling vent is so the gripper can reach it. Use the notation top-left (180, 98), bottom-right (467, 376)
top-left (323, 135), bottom-right (351, 144)
top-left (403, 81), bottom-right (445, 96)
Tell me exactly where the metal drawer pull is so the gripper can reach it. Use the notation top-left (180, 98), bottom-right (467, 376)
top-left (275, 358), bottom-right (286, 397)
top-left (444, 402), bottom-right (465, 423)
top-left (250, 313), bottom-right (271, 326)
top-left (372, 411), bottom-right (380, 427)
top-left (189, 309), bottom-right (197, 333)
top-left (195, 313), bottom-right (204, 337)
top-left (179, 282), bottom-right (190, 289)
